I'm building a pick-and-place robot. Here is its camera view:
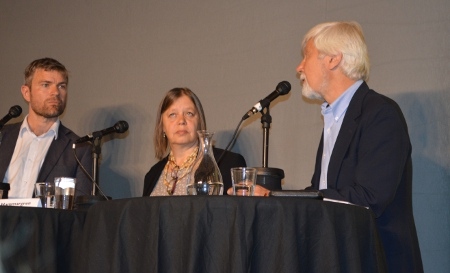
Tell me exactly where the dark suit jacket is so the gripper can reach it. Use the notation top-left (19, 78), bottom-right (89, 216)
top-left (143, 147), bottom-right (246, 196)
top-left (0, 122), bottom-right (93, 197)
top-left (309, 82), bottom-right (423, 273)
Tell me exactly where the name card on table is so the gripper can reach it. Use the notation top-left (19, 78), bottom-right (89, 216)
top-left (0, 198), bottom-right (41, 207)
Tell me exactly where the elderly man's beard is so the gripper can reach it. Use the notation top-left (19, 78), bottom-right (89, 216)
top-left (300, 75), bottom-right (324, 101)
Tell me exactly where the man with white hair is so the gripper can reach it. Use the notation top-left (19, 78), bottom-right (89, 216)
top-left (296, 21), bottom-right (423, 273)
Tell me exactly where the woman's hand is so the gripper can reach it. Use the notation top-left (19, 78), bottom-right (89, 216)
top-left (226, 185), bottom-right (270, 196)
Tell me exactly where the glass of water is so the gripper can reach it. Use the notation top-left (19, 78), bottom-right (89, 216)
top-left (231, 167), bottom-right (257, 196)
top-left (34, 182), bottom-right (56, 208)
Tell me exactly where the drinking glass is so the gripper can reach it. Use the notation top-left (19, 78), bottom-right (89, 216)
top-left (54, 177), bottom-right (76, 210)
top-left (231, 167), bottom-right (257, 196)
top-left (34, 182), bottom-right (56, 208)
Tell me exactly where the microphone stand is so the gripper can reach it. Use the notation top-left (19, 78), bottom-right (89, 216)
top-left (91, 136), bottom-right (102, 196)
top-left (255, 106), bottom-right (284, 190)
top-left (75, 136), bottom-right (109, 210)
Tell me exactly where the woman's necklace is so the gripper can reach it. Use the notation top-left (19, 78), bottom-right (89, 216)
top-left (163, 148), bottom-right (198, 195)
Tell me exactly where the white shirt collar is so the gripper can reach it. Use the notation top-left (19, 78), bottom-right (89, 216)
top-left (19, 115), bottom-right (60, 140)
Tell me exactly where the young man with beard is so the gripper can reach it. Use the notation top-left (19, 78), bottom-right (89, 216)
top-left (0, 58), bottom-right (92, 198)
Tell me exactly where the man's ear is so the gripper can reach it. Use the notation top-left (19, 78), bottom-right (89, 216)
top-left (21, 85), bottom-right (31, 103)
top-left (327, 52), bottom-right (343, 70)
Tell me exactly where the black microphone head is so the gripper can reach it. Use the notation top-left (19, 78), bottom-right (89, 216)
top-left (9, 105), bottom-right (22, 118)
top-left (114, 120), bottom-right (129, 133)
top-left (276, 81), bottom-right (291, 95)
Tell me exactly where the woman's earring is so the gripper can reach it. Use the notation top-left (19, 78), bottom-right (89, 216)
top-left (163, 132), bottom-right (166, 138)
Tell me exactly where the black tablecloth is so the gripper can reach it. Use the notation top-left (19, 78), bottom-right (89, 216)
top-left (0, 206), bottom-right (86, 273)
top-left (78, 196), bottom-right (387, 273)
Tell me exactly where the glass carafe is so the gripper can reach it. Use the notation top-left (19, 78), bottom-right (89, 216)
top-left (186, 130), bottom-right (223, 195)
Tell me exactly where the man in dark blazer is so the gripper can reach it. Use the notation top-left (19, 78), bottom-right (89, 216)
top-left (0, 58), bottom-right (92, 198)
top-left (296, 22), bottom-right (423, 272)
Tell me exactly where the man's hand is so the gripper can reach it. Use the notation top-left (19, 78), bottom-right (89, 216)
top-left (226, 185), bottom-right (270, 196)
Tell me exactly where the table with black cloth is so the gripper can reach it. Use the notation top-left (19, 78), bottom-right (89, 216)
top-left (0, 206), bottom-right (86, 273)
top-left (77, 196), bottom-right (387, 273)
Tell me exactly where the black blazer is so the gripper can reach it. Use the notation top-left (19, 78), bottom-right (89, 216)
top-left (143, 147), bottom-right (246, 196)
top-left (310, 82), bottom-right (423, 273)
top-left (0, 122), bottom-right (93, 197)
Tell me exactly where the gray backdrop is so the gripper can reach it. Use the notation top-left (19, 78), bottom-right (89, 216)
top-left (1, 1), bottom-right (449, 272)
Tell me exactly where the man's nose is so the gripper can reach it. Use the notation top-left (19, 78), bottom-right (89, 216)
top-left (296, 60), bottom-right (305, 73)
top-left (50, 85), bottom-right (60, 96)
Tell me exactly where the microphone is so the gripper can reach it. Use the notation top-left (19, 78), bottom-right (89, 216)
top-left (242, 81), bottom-right (291, 120)
top-left (74, 120), bottom-right (129, 145)
top-left (0, 105), bottom-right (22, 129)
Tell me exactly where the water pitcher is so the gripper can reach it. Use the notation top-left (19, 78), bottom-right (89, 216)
top-left (187, 130), bottom-right (223, 195)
